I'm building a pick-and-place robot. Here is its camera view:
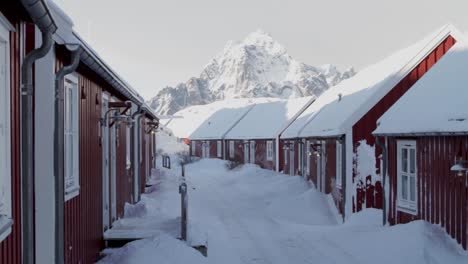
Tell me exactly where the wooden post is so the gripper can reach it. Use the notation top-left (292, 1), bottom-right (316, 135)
top-left (179, 182), bottom-right (188, 241)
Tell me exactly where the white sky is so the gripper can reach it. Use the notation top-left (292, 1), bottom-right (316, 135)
top-left (54, 0), bottom-right (468, 100)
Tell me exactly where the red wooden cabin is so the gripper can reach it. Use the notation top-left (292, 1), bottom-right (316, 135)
top-left (281, 25), bottom-right (461, 219)
top-left (0, 1), bottom-right (159, 263)
top-left (374, 40), bottom-right (468, 250)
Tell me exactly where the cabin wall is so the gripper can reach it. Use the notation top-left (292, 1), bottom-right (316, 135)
top-left (0, 12), bottom-right (27, 264)
top-left (63, 68), bottom-right (104, 264)
top-left (116, 117), bottom-right (130, 219)
top-left (387, 136), bottom-right (468, 250)
top-left (352, 35), bottom-right (456, 213)
top-left (252, 139), bottom-right (275, 170)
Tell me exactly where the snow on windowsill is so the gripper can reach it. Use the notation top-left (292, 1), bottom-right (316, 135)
top-left (65, 186), bottom-right (80, 202)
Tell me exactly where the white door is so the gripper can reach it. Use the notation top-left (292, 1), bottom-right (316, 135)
top-left (244, 142), bottom-right (249, 163)
top-left (289, 143), bottom-right (295, 175)
top-left (316, 141), bottom-right (326, 192)
top-left (298, 141), bottom-right (304, 176)
top-left (110, 106), bottom-right (117, 224)
top-left (101, 94), bottom-right (110, 231)
top-left (145, 133), bottom-right (150, 184)
top-left (249, 141), bottom-right (255, 164)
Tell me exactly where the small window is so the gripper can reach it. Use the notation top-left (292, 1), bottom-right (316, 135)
top-left (397, 140), bottom-right (417, 215)
top-left (64, 76), bottom-right (80, 201)
top-left (229, 141), bottom-right (234, 158)
top-left (336, 141), bottom-right (343, 187)
top-left (126, 125), bottom-right (131, 169)
top-left (217, 141), bottom-right (222, 158)
top-left (266, 141), bottom-right (273, 161)
top-left (191, 141), bottom-right (196, 155)
top-left (0, 19), bottom-right (13, 242)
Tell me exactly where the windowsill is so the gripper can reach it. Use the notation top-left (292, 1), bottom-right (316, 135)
top-left (397, 201), bottom-right (417, 215)
top-left (335, 184), bottom-right (342, 189)
top-left (65, 186), bottom-right (80, 202)
top-left (0, 216), bottom-right (13, 243)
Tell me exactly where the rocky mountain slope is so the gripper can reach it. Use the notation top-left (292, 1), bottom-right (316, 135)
top-left (149, 30), bottom-right (355, 116)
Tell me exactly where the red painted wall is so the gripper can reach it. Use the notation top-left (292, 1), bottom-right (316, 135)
top-left (352, 35), bottom-right (456, 213)
top-left (0, 10), bottom-right (26, 264)
top-left (387, 136), bottom-right (467, 250)
top-left (63, 70), bottom-right (104, 264)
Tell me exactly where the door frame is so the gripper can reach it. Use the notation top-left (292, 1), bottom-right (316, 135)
top-left (244, 141), bottom-right (249, 163)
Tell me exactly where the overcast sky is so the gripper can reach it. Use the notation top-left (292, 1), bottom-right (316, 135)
top-left (54, 0), bottom-right (468, 99)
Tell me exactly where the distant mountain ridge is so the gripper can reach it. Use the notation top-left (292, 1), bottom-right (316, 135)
top-left (148, 30), bottom-right (355, 116)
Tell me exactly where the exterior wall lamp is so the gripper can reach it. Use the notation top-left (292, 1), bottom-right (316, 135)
top-left (100, 100), bottom-right (133, 127)
top-left (450, 158), bottom-right (468, 180)
top-left (310, 143), bottom-right (322, 157)
top-left (145, 121), bottom-right (159, 134)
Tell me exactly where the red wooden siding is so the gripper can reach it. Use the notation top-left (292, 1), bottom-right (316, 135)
top-left (0, 17), bottom-right (24, 264)
top-left (252, 140), bottom-right (275, 170)
top-left (63, 71), bottom-right (104, 264)
top-left (387, 136), bottom-right (468, 250)
top-left (352, 35), bottom-right (456, 213)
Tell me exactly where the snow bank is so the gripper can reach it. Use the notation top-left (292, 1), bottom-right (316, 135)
top-left (98, 233), bottom-right (207, 264)
top-left (156, 129), bottom-right (188, 155)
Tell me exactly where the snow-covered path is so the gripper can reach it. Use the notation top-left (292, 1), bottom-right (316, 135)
top-left (99, 158), bottom-right (468, 264)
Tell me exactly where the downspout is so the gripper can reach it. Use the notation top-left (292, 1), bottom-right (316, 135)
top-left (375, 135), bottom-right (387, 226)
top-left (338, 135), bottom-right (346, 222)
top-left (54, 47), bottom-right (81, 264)
top-left (20, 0), bottom-right (57, 262)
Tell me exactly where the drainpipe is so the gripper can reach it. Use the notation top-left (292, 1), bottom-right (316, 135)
top-left (375, 136), bottom-right (387, 226)
top-left (338, 136), bottom-right (346, 222)
top-left (132, 107), bottom-right (146, 201)
top-left (54, 47), bottom-right (81, 264)
top-left (20, 1), bottom-right (57, 263)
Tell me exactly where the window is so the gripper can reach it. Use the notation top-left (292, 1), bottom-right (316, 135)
top-left (0, 17), bottom-right (13, 242)
top-left (191, 141), bottom-right (196, 155)
top-left (397, 140), bottom-right (417, 215)
top-left (126, 125), bottom-right (131, 170)
top-left (336, 141), bottom-right (343, 188)
top-left (229, 141), bottom-right (234, 158)
top-left (64, 76), bottom-right (80, 201)
top-left (266, 141), bottom-right (273, 161)
top-left (217, 141), bottom-right (222, 158)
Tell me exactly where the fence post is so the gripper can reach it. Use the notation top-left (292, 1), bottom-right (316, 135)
top-left (179, 182), bottom-right (188, 241)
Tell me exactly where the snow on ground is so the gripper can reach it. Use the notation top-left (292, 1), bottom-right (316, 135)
top-left (100, 158), bottom-right (468, 264)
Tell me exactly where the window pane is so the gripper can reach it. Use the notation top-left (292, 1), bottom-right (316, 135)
top-left (401, 174), bottom-right (408, 200)
top-left (410, 176), bottom-right (416, 201)
top-left (410, 148), bottom-right (415, 174)
top-left (402, 148), bottom-right (408, 173)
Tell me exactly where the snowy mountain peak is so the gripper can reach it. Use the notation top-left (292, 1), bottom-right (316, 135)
top-left (149, 31), bottom-right (355, 116)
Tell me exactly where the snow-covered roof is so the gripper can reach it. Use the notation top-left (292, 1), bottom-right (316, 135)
top-left (374, 40), bottom-right (468, 135)
top-left (281, 24), bottom-right (463, 139)
top-left (225, 96), bottom-right (314, 140)
top-left (164, 98), bottom-right (278, 139)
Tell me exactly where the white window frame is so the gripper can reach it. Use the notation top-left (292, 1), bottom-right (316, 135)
top-left (64, 75), bottom-right (80, 201)
top-left (266, 141), bottom-right (273, 161)
top-left (229, 141), bottom-right (234, 158)
top-left (0, 16), bottom-right (13, 242)
top-left (191, 141), bottom-right (196, 156)
top-left (397, 140), bottom-right (417, 215)
top-left (306, 140), bottom-right (310, 176)
top-left (217, 140), bottom-right (222, 158)
top-left (336, 141), bottom-right (343, 188)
